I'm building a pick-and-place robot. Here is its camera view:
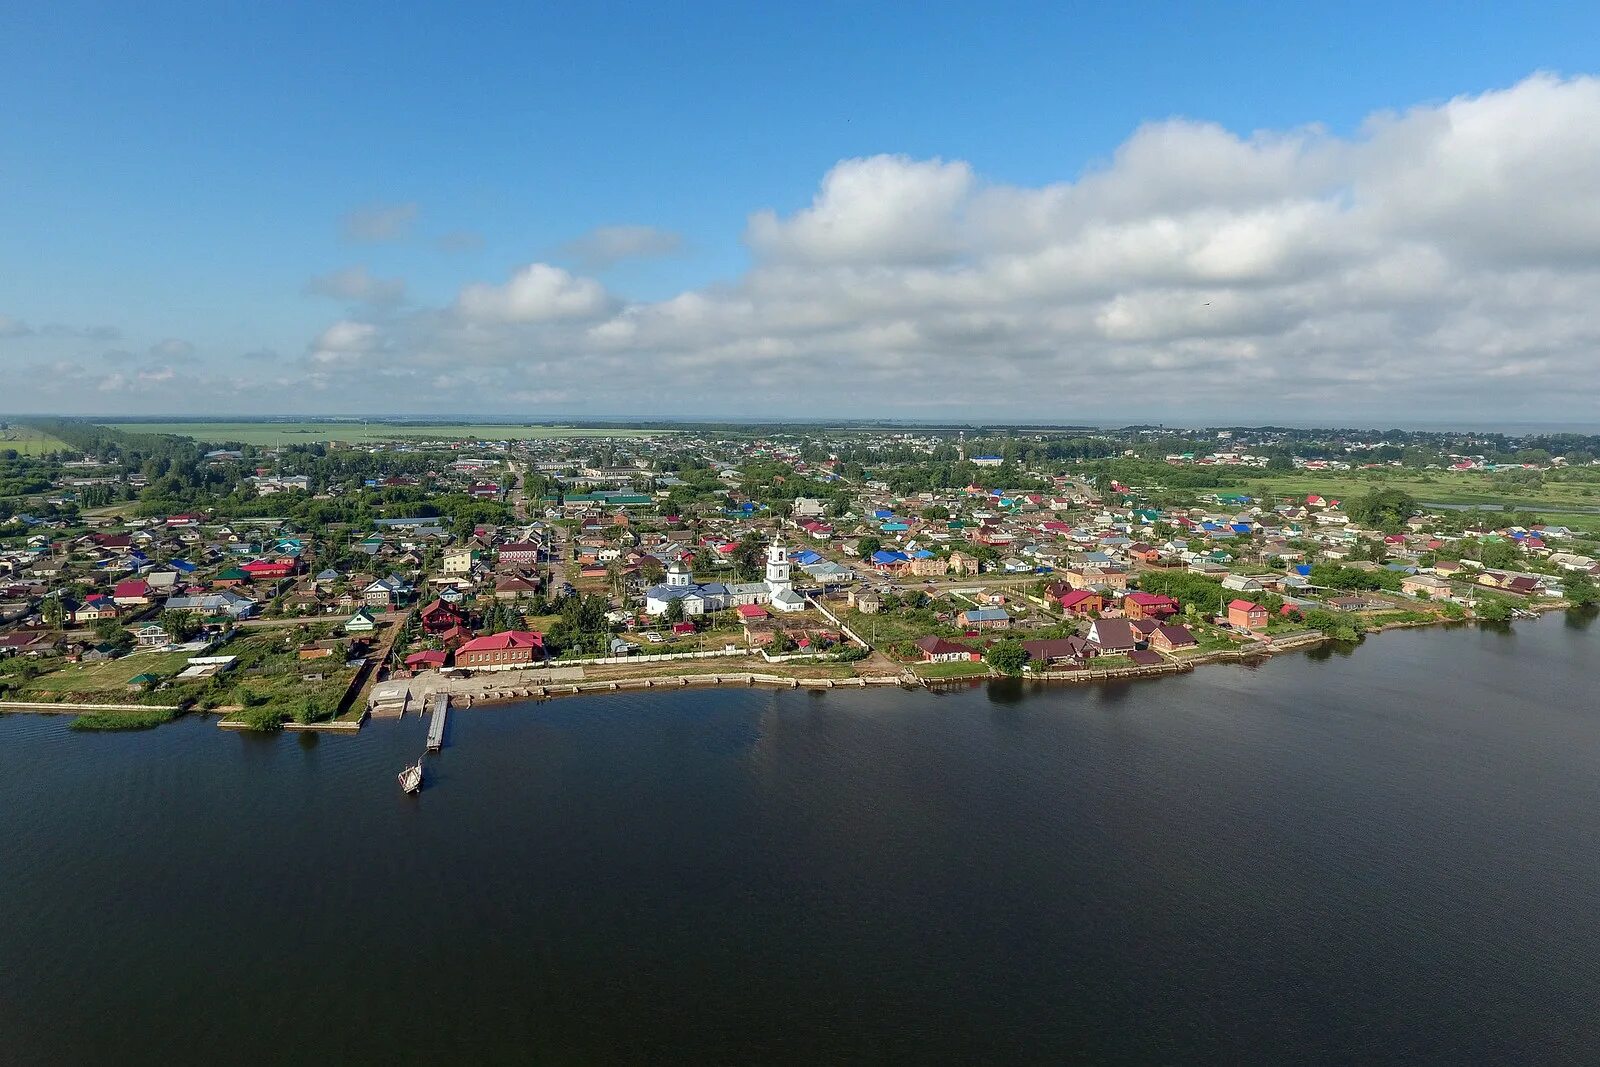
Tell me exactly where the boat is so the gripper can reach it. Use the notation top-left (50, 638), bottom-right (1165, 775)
top-left (398, 757), bottom-right (423, 794)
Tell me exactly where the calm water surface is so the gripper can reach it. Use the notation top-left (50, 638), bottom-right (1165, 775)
top-left (3, 613), bottom-right (1599, 1064)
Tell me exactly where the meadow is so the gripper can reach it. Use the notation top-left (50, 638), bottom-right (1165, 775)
top-left (1222, 469), bottom-right (1600, 532)
top-left (0, 423), bottom-right (71, 455)
top-left (104, 421), bottom-right (674, 446)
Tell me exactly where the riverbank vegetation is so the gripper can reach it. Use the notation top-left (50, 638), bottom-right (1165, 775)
top-left (69, 708), bottom-right (178, 731)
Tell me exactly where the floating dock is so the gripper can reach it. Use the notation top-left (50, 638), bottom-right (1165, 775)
top-left (426, 695), bottom-right (448, 752)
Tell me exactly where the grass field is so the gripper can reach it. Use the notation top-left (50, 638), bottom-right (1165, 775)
top-left (104, 421), bottom-right (673, 446)
top-left (22, 650), bottom-right (193, 695)
top-left (913, 660), bottom-right (991, 679)
top-left (0, 424), bottom-right (70, 455)
top-left (1222, 470), bottom-right (1600, 532)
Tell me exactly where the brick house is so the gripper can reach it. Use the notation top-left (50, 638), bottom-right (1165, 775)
top-left (1227, 599), bottom-right (1269, 631)
top-left (1149, 623), bottom-right (1198, 652)
top-left (1122, 592), bottom-right (1179, 621)
top-left (454, 630), bottom-right (546, 670)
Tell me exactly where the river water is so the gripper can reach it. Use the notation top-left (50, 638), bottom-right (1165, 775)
top-left (3, 613), bottom-right (1598, 1064)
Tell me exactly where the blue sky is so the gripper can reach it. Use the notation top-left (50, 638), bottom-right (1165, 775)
top-left (4, 2), bottom-right (1600, 422)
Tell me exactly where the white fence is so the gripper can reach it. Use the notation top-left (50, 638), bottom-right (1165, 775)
top-left (807, 596), bottom-right (870, 648)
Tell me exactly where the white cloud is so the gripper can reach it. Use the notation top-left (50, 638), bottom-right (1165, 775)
top-left (17, 72), bottom-right (1600, 421)
top-left (747, 155), bottom-right (974, 264)
top-left (309, 320), bottom-right (384, 364)
top-left (0, 314), bottom-right (32, 338)
top-left (455, 263), bottom-right (613, 323)
top-left (304, 265), bottom-right (407, 305)
top-left (556, 224), bottom-right (685, 269)
top-left (342, 202), bottom-right (419, 242)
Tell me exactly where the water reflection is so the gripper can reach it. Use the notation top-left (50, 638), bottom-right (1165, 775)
top-left (985, 677), bottom-right (1026, 705)
top-left (1565, 605), bottom-right (1598, 631)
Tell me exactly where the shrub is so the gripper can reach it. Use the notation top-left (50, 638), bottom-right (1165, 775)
top-left (238, 705), bottom-right (285, 732)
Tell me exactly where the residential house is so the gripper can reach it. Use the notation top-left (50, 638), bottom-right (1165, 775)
top-left (1149, 623), bottom-right (1198, 652)
top-left (498, 542), bottom-right (543, 564)
top-left (958, 607), bottom-right (1011, 630)
top-left (1122, 592), bottom-right (1179, 621)
top-left (112, 578), bottom-right (153, 606)
top-left (455, 630), bottom-right (546, 670)
top-left (419, 599), bottom-right (467, 635)
top-left (165, 591), bottom-right (257, 619)
top-left (912, 636), bottom-right (981, 663)
top-left (364, 574), bottom-right (413, 609)
top-left (1227, 599), bottom-right (1269, 631)
top-left (72, 596), bottom-right (119, 624)
top-left (494, 575), bottom-right (541, 600)
top-left (1022, 636), bottom-right (1096, 667)
top-left (1086, 618), bottom-right (1140, 653)
top-left (1401, 574), bottom-right (1453, 598)
top-left (443, 548), bottom-right (479, 575)
top-left (1049, 587), bottom-right (1103, 617)
top-left (344, 607), bottom-right (378, 633)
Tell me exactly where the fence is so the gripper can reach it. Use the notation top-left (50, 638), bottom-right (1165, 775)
top-left (808, 596), bottom-right (870, 648)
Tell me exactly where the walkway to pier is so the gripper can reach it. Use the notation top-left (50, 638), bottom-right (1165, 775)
top-left (426, 695), bottom-right (447, 752)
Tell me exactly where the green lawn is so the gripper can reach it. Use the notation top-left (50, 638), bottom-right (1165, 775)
top-left (0, 424), bottom-right (70, 455)
top-left (914, 660), bottom-right (991, 679)
top-left (104, 421), bottom-right (675, 446)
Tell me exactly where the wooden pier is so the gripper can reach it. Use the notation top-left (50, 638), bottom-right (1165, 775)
top-left (426, 694), bottom-right (448, 752)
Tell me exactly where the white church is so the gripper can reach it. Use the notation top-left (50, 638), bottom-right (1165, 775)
top-left (644, 540), bottom-right (807, 616)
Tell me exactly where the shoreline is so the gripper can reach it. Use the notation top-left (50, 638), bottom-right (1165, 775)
top-left (2, 604), bottom-right (1586, 727)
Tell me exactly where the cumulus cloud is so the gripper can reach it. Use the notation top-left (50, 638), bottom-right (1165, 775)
top-left (304, 265), bottom-right (408, 305)
top-left (0, 314), bottom-right (32, 338)
top-left (455, 263), bottom-right (613, 323)
top-left (30, 72), bottom-right (1597, 421)
top-left (747, 155), bottom-right (974, 264)
top-left (556, 224), bottom-right (685, 269)
top-left (309, 320), bottom-right (385, 364)
top-left (342, 201), bottom-right (419, 242)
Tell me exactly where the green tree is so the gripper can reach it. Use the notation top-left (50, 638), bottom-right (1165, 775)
top-left (92, 617), bottom-right (127, 643)
top-left (986, 639), bottom-right (1028, 676)
top-left (664, 597), bottom-right (685, 624)
top-left (1346, 488), bottom-right (1418, 532)
top-left (160, 609), bottom-right (199, 641)
top-left (1563, 571), bottom-right (1598, 608)
top-left (1474, 594), bottom-right (1515, 623)
top-left (41, 595), bottom-right (65, 629)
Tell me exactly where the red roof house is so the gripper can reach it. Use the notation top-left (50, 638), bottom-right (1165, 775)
top-left (112, 579), bottom-right (153, 605)
top-left (454, 630), bottom-right (545, 669)
top-left (1123, 592), bottom-right (1179, 620)
top-left (1227, 599), bottom-right (1268, 631)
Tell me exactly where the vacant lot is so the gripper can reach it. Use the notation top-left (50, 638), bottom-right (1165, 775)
top-left (17, 649), bottom-right (195, 701)
top-left (105, 421), bottom-right (674, 446)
